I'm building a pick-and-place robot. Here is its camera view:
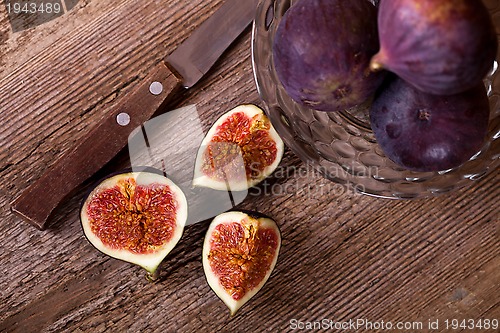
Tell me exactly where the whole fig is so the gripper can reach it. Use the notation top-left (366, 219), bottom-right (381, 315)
top-left (273, 0), bottom-right (385, 112)
top-left (371, 0), bottom-right (498, 95)
top-left (370, 76), bottom-right (490, 172)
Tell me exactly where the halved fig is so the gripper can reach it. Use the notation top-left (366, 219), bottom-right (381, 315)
top-left (80, 170), bottom-right (188, 278)
top-left (273, 0), bottom-right (384, 111)
top-left (193, 104), bottom-right (284, 191)
top-left (202, 211), bottom-right (281, 315)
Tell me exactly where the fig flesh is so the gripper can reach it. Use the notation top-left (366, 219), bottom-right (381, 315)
top-left (193, 104), bottom-right (284, 191)
top-left (202, 211), bottom-right (281, 315)
top-left (370, 77), bottom-right (490, 172)
top-left (371, 0), bottom-right (498, 95)
top-left (272, 0), bottom-right (385, 112)
top-left (80, 171), bottom-right (188, 276)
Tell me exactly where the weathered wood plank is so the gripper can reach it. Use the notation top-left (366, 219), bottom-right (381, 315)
top-left (0, 0), bottom-right (498, 332)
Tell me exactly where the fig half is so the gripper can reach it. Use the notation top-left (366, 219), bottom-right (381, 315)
top-left (81, 171), bottom-right (188, 277)
top-left (202, 211), bottom-right (281, 315)
top-left (272, 0), bottom-right (385, 111)
top-left (193, 105), bottom-right (284, 191)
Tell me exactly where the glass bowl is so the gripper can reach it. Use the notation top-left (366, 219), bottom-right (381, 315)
top-left (251, 0), bottom-right (500, 199)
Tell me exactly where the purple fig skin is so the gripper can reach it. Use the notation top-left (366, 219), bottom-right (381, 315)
top-left (273, 0), bottom-right (385, 112)
top-left (370, 76), bottom-right (490, 172)
top-left (371, 0), bottom-right (498, 96)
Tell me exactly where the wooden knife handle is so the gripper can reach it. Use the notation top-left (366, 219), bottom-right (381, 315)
top-left (10, 61), bottom-right (184, 230)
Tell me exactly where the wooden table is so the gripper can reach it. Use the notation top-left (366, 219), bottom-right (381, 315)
top-left (1, 1), bottom-right (498, 332)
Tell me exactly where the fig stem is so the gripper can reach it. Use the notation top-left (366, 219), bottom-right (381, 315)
top-left (146, 269), bottom-right (160, 283)
top-left (369, 52), bottom-right (386, 72)
top-left (370, 59), bottom-right (384, 72)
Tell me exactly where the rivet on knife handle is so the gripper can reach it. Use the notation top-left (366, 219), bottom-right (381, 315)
top-left (10, 62), bottom-right (183, 230)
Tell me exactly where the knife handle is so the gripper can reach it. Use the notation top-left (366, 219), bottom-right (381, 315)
top-left (10, 61), bottom-right (184, 230)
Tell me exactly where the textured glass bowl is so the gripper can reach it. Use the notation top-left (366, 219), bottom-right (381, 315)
top-left (251, 0), bottom-right (500, 199)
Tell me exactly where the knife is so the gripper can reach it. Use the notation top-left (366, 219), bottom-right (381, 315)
top-left (10, 0), bottom-right (258, 230)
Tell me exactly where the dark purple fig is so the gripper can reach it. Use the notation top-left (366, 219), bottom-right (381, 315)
top-left (370, 76), bottom-right (490, 172)
top-left (273, 0), bottom-right (385, 112)
top-left (371, 0), bottom-right (498, 95)
top-left (193, 105), bottom-right (284, 191)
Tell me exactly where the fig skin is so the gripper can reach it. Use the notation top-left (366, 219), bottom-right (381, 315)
top-left (273, 0), bottom-right (385, 112)
top-left (370, 76), bottom-right (490, 172)
top-left (371, 0), bottom-right (498, 96)
top-left (202, 211), bottom-right (281, 315)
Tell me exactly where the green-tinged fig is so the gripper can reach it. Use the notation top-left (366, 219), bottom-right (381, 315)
top-left (371, 0), bottom-right (498, 95)
top-left (202, 211), bottom-right (281, 315)
top-left (370, 76), bottom-right (490, 172)
top-left (193, 105), bottom-right (284, 191)
top-left (273, 0), bottom-right (385, 112)
top-left (81, 171), bottom-right (188, 279)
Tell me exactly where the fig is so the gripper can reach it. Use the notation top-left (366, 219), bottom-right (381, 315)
top-left (272, 0), bottom-right (385, 112)
top-left (370, 76), bottom-right (490, 172)
top-left (202, 211), bottom-right (281, 315)
top-left (371, 0), bottom-right (498, 95)
top-left (80, 170), bottom-right (188, 278)
top-left (193, 104), bottom-right (284, 191)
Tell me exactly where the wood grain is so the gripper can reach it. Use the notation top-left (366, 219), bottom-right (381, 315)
top-left (0, 0), bottom-right (498, 332)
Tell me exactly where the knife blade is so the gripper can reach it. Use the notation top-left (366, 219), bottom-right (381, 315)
top-left (10, 0), bottom-right (258, 230)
